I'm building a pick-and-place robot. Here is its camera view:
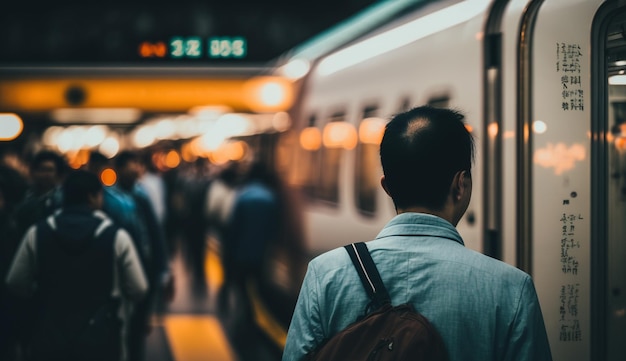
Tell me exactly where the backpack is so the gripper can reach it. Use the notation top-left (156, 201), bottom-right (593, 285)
top-left (32, 218), bottom-right (122, 361)
top-left (307, 242), bottom-right (449, 361)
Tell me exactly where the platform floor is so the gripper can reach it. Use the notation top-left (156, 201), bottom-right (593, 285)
top-left (145, 238), bottom-right (284, 361)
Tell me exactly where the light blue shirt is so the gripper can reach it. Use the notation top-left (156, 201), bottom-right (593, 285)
top-left (282, 213), bottom-right (552, 361)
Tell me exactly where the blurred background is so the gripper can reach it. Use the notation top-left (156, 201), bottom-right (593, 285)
top-left (0, 1), bottom-right (385, 361)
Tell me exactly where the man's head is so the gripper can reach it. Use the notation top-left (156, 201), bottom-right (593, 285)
top-left (114, 150), bottom-right (141, 190)
top-left (379, 106), bottom-right (475, 225)
top-left (29, 150), bottom-right (67, 194)
top-left (62, 170), bottom-right (103, 209)
top-left (86, 151), bottom-right (110, 176)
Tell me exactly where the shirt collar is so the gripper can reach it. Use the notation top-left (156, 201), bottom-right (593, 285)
top-left (375, 212), bottom-right (465, 246)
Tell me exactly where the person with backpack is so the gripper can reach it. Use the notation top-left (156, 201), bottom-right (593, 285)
top-left (282, 106), bottom-right (552, 361)
top-left (5, 170), bottom-right (148, 361)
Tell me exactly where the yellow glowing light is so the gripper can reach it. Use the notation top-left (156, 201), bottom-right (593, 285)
top-left (225, 141), bottom-right (247, 161)
top-left (464, 124), bottom-right (473, 133)
top-left (299, 127), bottom-right (322, 151)
top-left (0, 78), bottom-right (291, 113)
top-left (181, 142), bottom-right (198, 162)
top-left (359, 117), bottom-right (386, 145)
top-left (152, 152), bottom-right (167, 171)
top-left (259, 83), bottom-right (284, 106)
top-left (244, 76), bottom-right (294, 112)
top-left (616, 137), bottom-right (626, 151)
top-left (488, 122), bottom-right (499, 137)
top-left (534, 142), bottom-right (586, 175)
top-left (101, 168), bottom-right (117, 186)
top-left (165, 150), bottom-right (181, 168)
top-left (209, 150), bottom-right (230, 165)
top-left (272, 112), bottom-right (291, 132)
top-left (0, 113), bottom-right (24, 141)
top-left (67, 151), bottom-right (82, 170)
top-left (607, 132), bottom-right (615, 143)
top-left (323, 122), bottom-right (358, 150)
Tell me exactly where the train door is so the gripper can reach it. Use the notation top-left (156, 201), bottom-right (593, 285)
top-left (514, 0), bottom-right (622, 359)
top-left (596, 2), bottom-right (626, 359)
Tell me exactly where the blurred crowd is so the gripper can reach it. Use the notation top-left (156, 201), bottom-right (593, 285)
top-left (0, 145), bottom-right (306, 361)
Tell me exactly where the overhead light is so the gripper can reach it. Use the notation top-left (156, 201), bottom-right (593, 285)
top-left (317, 0), bottom-right (489, 76)
top-left (188, 105), bottom-right (231, 119)
top-left (279, 58), bottom-right (311, 80)
top-left (0, 113), bottom-right (24, 141)
top-left (609, 75), bottom-right (626, 85)
top-left (51, 108), bottom-right (142, 123)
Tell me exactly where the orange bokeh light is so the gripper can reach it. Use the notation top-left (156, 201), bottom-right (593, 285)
top-left (165, 150), bottom-right (181, 169)
top-left (100, 168), bottom-right (117, 186)
top-left (300, 127), bottom-right (322, 151)
top-left (323, 122), bottom-right (357, 150)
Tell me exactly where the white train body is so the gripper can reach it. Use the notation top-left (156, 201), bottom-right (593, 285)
top-left (279, 0), bottom-right (625, 359)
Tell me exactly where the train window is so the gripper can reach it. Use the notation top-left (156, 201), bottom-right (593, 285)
top-left (355, 105), bottom-right (382, 215)
top-left (292, 114), bottom-right (322, 200)
top-left (316, 112), bottom-right (346, 204)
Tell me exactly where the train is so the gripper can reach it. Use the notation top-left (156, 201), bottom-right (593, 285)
top-left (1, 0), bottom-right (624, 359)
top-left (265, 0), bottom-right (625, 360)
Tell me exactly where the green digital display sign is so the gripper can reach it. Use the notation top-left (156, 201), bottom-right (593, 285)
top-left (158, 37), bottom-right (247, 59)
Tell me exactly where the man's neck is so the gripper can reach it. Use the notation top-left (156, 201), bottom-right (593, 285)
top-left (396, 206), bottom-right (456, 226)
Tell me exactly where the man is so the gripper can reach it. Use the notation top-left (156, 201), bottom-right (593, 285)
top-left (282, 106), bottom-right (552, 361)
top-left (112, 150), bottom-right (173, 361)
top-left (13, 150), bottom-right (66, 240)
top-left (221, 160), bottom-right (280, 349)
top-left (6, 170), bottom-right (148, 361)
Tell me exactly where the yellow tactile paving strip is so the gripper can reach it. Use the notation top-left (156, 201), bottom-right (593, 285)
top-left (160, 237), bottom-right (287, 360)
top-left (164, 315), bottom-right (236, 361)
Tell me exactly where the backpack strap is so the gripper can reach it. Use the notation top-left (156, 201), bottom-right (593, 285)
top-left (344, 242), bottom-right (391, 310)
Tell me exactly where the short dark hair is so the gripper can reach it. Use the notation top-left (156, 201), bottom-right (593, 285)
top-left (62, 170), bottom-right (102, 207)
top-left (380, 106), bottom-right (475, 210)
top-left (87, 151), bottom-right (109, 171)
top-left (114, 150), bottom-right (139, 169)
top-left (30, 150), bottom-right (67, 174)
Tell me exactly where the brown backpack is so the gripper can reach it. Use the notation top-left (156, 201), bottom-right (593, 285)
top-left (307, 242), bottom-right (449, 361)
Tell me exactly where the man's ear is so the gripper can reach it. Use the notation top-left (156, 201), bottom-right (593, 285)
top-left (451, 170), bottom-right (468, 202)
top-left (380, 175), bottom-right (392, 197)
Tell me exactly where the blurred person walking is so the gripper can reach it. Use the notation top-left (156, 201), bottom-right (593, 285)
top-left (112, 150), bottom-right (173, 361)
top-left (136, 151), bottom-right (167, 227)
top-left (13, 150), bottom-right (66, 240)
top-left (5, 170), bottom-right (148, 361)
top-left (220, 160), bottom-right (285, 353)
top-left (8, 150), bottom-right (66, 360)
top-left (176, 158), bottom-right (212, 295)
top-left (0, 165), bottom-right (26, 361)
